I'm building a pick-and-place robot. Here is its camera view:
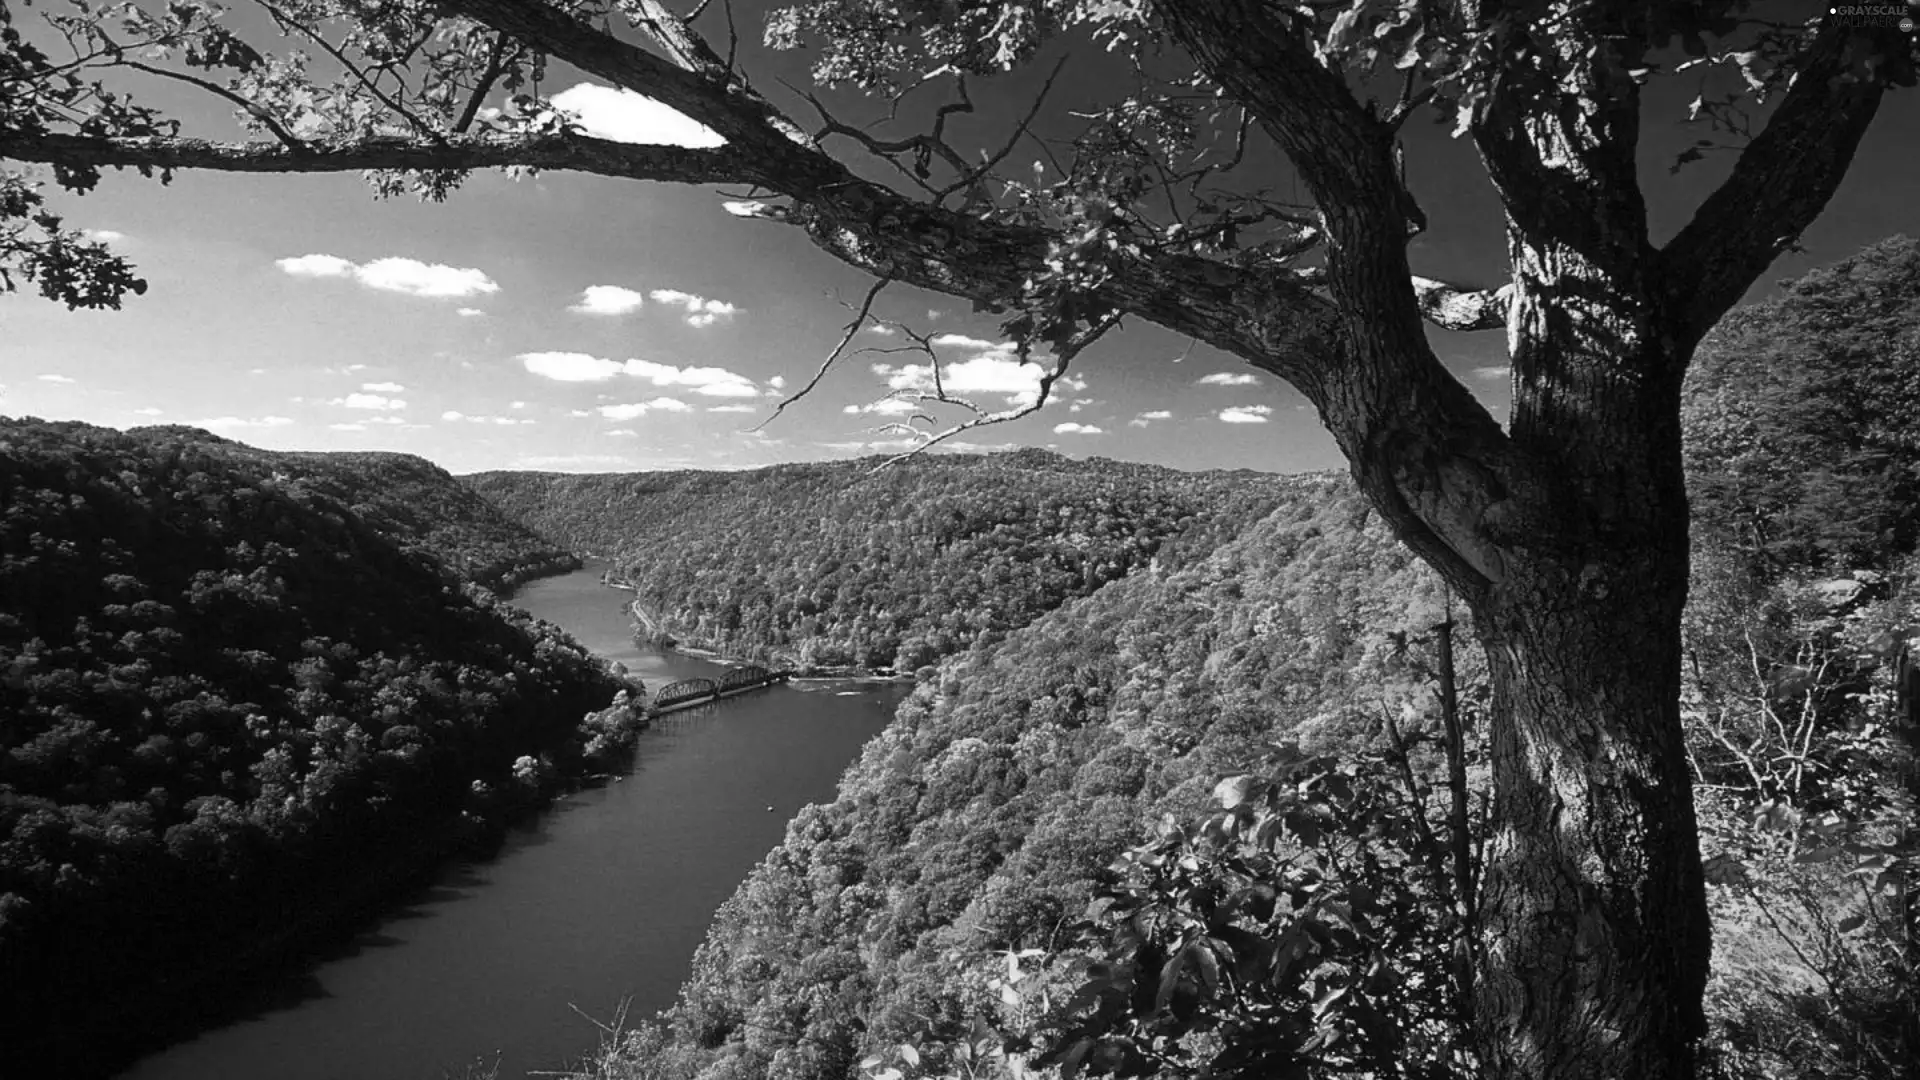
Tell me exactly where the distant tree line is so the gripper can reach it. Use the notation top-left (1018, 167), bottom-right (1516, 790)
top-left (468, 449), bottom-right (1304, 673)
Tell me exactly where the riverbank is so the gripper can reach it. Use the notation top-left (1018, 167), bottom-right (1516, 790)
top-left (121, 564), bottom-right (908, 1080)
top-left (15, 576), bottom-right (649, 1079)
top-left (623, 599), bottom-right (917, 682)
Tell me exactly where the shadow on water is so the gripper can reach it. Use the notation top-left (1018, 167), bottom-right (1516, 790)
top-left (112, 566), bottom-right (908, 1080)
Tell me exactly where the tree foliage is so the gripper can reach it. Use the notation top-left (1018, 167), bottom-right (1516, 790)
top-left (569, 477), bottom-right (1464, 1080)
top-left (469, 450), bottom-right (1297, 673)
top-left (0, 418), bottom-right (635, 1075)
top-left (1685, 235), bottom-right (1920, 578)
top-left (6, 1), bottom-right (1919, 1075)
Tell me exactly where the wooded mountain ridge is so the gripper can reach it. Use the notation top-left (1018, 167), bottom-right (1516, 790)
top-left (466, 450), bottom-right (1306, 674)
top-left (0, 419), bottom-right (635, 1075)
top-left (544, 237), bottom-right (1920, 1080)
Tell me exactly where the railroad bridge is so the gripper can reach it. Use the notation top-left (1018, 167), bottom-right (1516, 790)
top-left (651, 665), bottom-right (792, 715)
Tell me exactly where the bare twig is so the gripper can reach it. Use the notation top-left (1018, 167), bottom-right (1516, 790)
top-left (452, 34), bottom-right (511, 134)
top-left (116, 58), bottom-right (305, 149)
top-left (257, 0), bottom-right (443, 142)
top-left (936, 55), bottom-right (1068, 203)
top-left (756, 277), bottom-right (892, 431)
top-left (870, 310), bottom-right (1122, 470)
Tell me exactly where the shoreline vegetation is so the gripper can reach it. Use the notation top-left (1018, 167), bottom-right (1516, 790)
top-left (0, 424), bottom-right (652, 1078)
top-left (610, 581), bottom-right (915, 683)
top-left (466, 451), bottom-right (1307, 681)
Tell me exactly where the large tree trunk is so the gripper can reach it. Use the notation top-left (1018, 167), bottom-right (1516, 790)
top-left (1468, 545), bottom-right (1708, 1078)
top-left (1451, 206), bottom-right (1711, 1075)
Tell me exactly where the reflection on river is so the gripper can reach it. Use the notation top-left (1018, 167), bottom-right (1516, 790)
top-left (122, 564), bottom-right (904, 1080)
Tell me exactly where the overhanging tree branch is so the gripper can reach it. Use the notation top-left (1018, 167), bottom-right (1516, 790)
top-left (0, 131), bottom-right (765, 185)
top-left (439, 0), bottom-right (818, 161)
top-left (1657, 23), bottom-right (1903, 348)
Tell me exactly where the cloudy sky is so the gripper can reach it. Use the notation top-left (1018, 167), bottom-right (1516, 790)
top-left (3, 7), bottom-right (1916, 476)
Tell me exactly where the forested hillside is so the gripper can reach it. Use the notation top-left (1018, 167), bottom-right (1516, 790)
top-left (134, 426), bottom-right (581, 590)
top-left (0, 419), bottom-right (637, 1076)
top-left (585, 477), bottom-right (1461, 1080)
top-left (572, 241), bottom-right (1920, 1080)
top-left (466, 450), bottom-right (1300, 672)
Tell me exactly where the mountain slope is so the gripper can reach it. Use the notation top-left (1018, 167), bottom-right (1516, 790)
top-left (602, 476), bottom-right (1459, 1080)
top-left (0, 419), bottom-right (632, 1075)
top-left (130, 424), bottom-right (581, 589)
top-left (466, 449), bottom-right (1302, 671)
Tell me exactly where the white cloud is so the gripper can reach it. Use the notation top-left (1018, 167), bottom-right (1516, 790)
top-left (520, 352), bottom-right (760, 397)
top-left (819, 438), bottom-right (926, 453)
top-left (443, 409), bottom-right (530, 425)
top-left (768, 375), bottom-right (787, 390)
top-left (930, 333), bottom-right (1003, 352)
top-left (457, 307), bottom-right (486, 317)
top-left (862, 324), bottom-right (897, 336)
top-left (195, 415), bottom-right (294, 430)
top-left (365, 416), bottom-right (407, 425)
top-left (361, 381), bottom-right (406, 393)
top-left (1219, 405), bottom-right (1273, 424)
top-left (1053, 422), bottom-right (1104, 435)
top-left (277, 253), bottom-right (356, 278)
top-left (623, 358), bottom-right (758, 397)
top-left (570, 285), bottom-right (647, 316)
top-left (567, 409), bottom-right (592, 418)
top-left (510, 400), bottom-right (527, 409)
top-left (649, 288), bottom-right (739, 327)
top-left (600, 398), bottom-right (693, 420)
top-left (356, 257), bottom-right (498, 298)
top-left (708, 404), bottom-right (758, 413)
top-left (550, 82), bottom-right (725, 148)
top-left (1198, 372), bottom-right (1259, 386)
top-left (330, 422), bottom-right (367, 432)
top-left (845, 398), bottom-right (922, 416)
top-left (873, 349), bottom-right (1058, 407)
top-left (522, 351), bottom-right (626, 381)
top-left (1129, 409), bottom-right (1173, 427)
top-left (132, 407), bottom-right (163, 417)
top-left (338, 393), bottom-right (406, 411)
top-left (511, 453), bottom-right (633, 470)
top-left (277, 253), bottom-right (498, 299)
top-left (1472, 365), bottom-right (1511, 381)
top-left (85, 228), bottom-right (126, 243)
top-left (606, 429), bottom-right (639, 438)
top-left (37, 374), bottom-right (75, 384)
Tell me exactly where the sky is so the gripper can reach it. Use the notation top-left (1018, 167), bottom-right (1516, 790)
top-left (3, 3), bottom-right (1917, 477)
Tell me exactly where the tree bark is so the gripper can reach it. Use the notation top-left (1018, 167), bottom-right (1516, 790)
top-left (1468, 542), bottom-right (1707, 1078)
top-left (1455, 217), bottom-right (1708, 1076)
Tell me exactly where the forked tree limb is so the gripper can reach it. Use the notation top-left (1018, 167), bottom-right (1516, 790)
top-left (1656, 21), bottom-right (1899, 348)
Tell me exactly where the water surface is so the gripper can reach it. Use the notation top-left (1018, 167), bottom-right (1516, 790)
top-left (123, 565), bottom-right (901, 1080)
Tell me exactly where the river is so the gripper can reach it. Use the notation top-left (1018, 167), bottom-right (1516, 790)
top-left (121, 565), bottom-right (905, 1080)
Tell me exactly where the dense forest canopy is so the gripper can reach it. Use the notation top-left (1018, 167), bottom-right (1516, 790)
top-left (468, 450), bottom-right (1302, 672)
top-left (0, 418), bottom-right (638, 1075)
top-left (575, 240), bottom-right (1919, 1080)
top-left (4, 0), bottom-right (1918, 1075)
top-left (1685, 235), bottom-right (1920, 578)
